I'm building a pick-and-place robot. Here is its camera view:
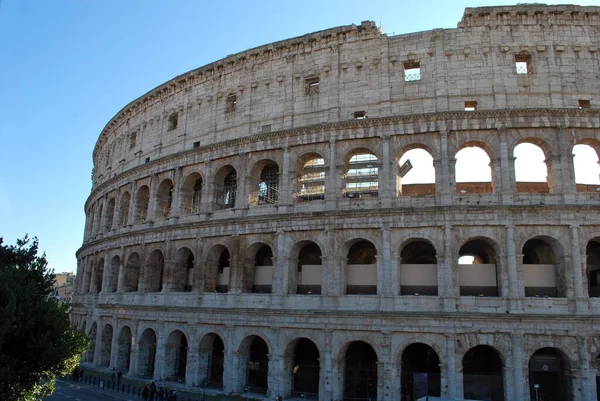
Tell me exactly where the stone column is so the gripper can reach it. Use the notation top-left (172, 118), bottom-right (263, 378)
top-left (222, 330), bottom-right (237, 393)
top-left (237, 152), bottom-right (251, 210)
top-left (273, 229), bottom-right (288, 295)
top-left (380, 134), bottom-right (393, 208)
top-left (511, 334), bottom-right (525, 401)
top-left (506, 223), bottom-right (523, 310)
top-left (445, 334), bottom-right (457, 399)
top-left (380, 226), bottom-right (392, 295)
top-left (443, 225), bottom-right (456, 311)
top-left (556, 126), bottom-right (577, 195)
top-left (129, 324), bottom-right (139, 376)
top-left (127, 184), bottom-right (137, 225)
top-left (571, 225), bottom-right (585, 301)
top-left (100, 251), bottom-right (109, 294)
top-left (391, 251), bottom-right (400, 296)
top-left (439, 131), bottom-right (452, 205)
top-left (578, 337), bottom-right (593, 401)
top-left (93, 323), bottom-right (102, 366)
top-left (319, 332), bottom-right (334, 401)
top-left (326, 139), bottom-right (338, 209)
top-left (267, 352), bottom-right (285, 398)
top-left (109, 318), bottom-right (119, 369)
top-left (154, 328), bottom-right (166, 380)
top-left (147, 174), bottom-right (159, 223)
top-left (186, 345), bottom-right (200, 387)
top-left (203, 161), bottom-right (214, 213)
top-left (279, 147), bottom-right (292, 208)
top-left (171, 167), bottom-right (183, 219)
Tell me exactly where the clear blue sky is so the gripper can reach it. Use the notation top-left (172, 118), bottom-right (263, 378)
top-left (0, 0), bottom-right (597, 274)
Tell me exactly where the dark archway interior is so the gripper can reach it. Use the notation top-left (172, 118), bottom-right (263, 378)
top-left (292, 339), bottom-right (320, 397)
top-left (459, 240), bottom-right (499, 297)
top-left (529, 348), bottom-right (572, 401)
top-left (523, 238), bottom-right (559, 297)
top-left (346, 241), bottom-right (377, 295)
top-left (343, 341), bottom-right (378, 401)
top-left (209, 336), bottom-right (225, 388)
top-left (586, 240), bottom-right (600, 297)
top-left (401, 241), bottom-right (437, 264)
top-left (401, 343), bottom-right (441, 400)
top-left (463, 345), bottom-right (504, 401)
top-left (139, 330), bottom-right (156, 378)
top-left (297, 242), bottom-right (323, 295)
top-left (217, 249), bottom-right (230, 293)
top-left (247, 337), bottom-right (269, 392)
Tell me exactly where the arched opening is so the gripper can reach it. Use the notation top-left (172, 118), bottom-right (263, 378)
top-left (82, 261), bottom-right (92, 293)
top-left (529, 347), bottom-right (573, 401)
top-left (397, 147), bottom-right (436, 196)
top-left (344, 151), bottom-right (379, 199)
top-left (95, 204), bottom-right (103, 234)
top-left (124, 253), bottom-right (140, 293)
top-left (145, 250), bottom-right (165, 293)
top-left (104, 198), bottom-right (116, 231)
top-left (241, 336), bottom-right (269, 393)
top-left (295, 153), bottom-right (326, 202)
top-left (87, 206), bottom-right (94, 237)
top-left (107, 255), bottom-right (120, 293)
top-left (463, 345), bottom-right (504, 401)
top-left (399, 240), bottom-right (438, 296)
top-left (165, 330), bottom-right (188, 383)
top-left (99, 324), bottom-right (113, 367)
top-left (215, 166), bottom-right (237, 210)
top-left (523, 237), bottom-right (564, 297)
top-left (136, 185), bottom-right (150, 223)
top-left (514, 142), bottom-right (549, 193)
top-left (95, 258), bottom-right (104, 293)
top-left (343, 341), bottom-right (378, 401)
top-left (118, 192), bottom-right (131, 227)
top-left (138, 328), bottom-right (157, 379)
top-left (587, 240), bottom-right (600, 297)
top-left (458, 239), bottom-right (499, 297)
top-left (455, 145), bottom-right (493, 194)
top-left (116, 326), bottom-right (132, 373)
top-left (346, 240), bottom-right (377, 295)
top-left (155, 179), bottom-right (174, 219)
top-left (181, 173), bottom-right (203, 214)
top-left (172, 247), bottom-right (194, 292)
top-left (296, 242), bottom-right (322, 295)
top-left (249, 244), bottom-right (273, 294)
top-left (287, 338), bottom-right (320, 398)
top-left (198, 333), bottom-right (225, 389)
top-left (400, 343), bottom-right (441, 400)
top-left (85, 323), bottom-right (97, 362)
top-left (573, 143), bottom-right (600, 191)
top-left (251, 160), bottom-right (279, 206)
top-left (205, 246), bottom-right (230, 293)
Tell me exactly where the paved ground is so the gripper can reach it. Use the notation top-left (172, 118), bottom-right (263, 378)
top-left (45, 379), bottom-right (138, 401)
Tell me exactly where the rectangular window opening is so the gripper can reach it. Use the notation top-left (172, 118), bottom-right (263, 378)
top-left (404, 61), bottom-right (421, 82)
top-left (464, 101), bottom-right (478, 111)
top-left (353, 110), bottom-right (367, 120)
top-left (167, 113), bottom-right (179, 131)
top-left (515, 54), bottom-right (532, 75)
top-left (305, 76), bottom-right (320, 96)
top-left (145, 157), bottom-right (150, 163)
top-left (261, 124), bottom-right (272, 134)
top-left (226, 95), bottom-right (237, 114)
top-left (579, 99), bottom-right (591, 109)
top-left (193, 141), bottom-right (200, 149)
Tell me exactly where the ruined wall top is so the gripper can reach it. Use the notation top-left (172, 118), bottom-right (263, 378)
top-left (459, 4), bottom-right (600, 28)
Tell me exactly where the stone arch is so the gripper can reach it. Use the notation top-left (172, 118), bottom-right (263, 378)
top-left (99, 323), bottom-right (113, 367)
top-left (294, 152), bottom-right (326, 202)
top-left (116, 326), bottom-right (133, 373)
top-left (290, 240), bottom-right (323, 295)
top-left (344, 239), bottom-right (378, 295)
top-left (528, 347), bottom-right (573, 401)
top-left (522, 235), bottom-right (566, 297)
top-left (155, 178), bottom-right (174, 219)
top-left (462, 345), bottom-right (505, 401)
top-left (238, 335), bottom-right (270, 393)
top-left (455, 141), bottom-right (494, 194)
top-left (135, 185), bottom-right (150, 223)
top-left (83, 260), bottom-right (93, 293)
top-left (144, 249), bottom-right (165, 293)
top-left (284, 337), bottom-right (321, 398)
top-left (338, 340), bottom-right (378, 401)
top-left (117, 191), bottom-right (131, 227)
top-left (124, 252), bottom-right (140, 292)
top-left (513, 138), bottom-right (551, 193)
top-left (104, 197), bottom-right (116, 231)
top-left (181, 172), bottom-right (203, 214)
top-left (458, 237), bottom-right (501, 297)
top-left (204, 244), bottom-right (231, 293)
top-left (396, 144), bottom-right (436, 196)
top-left (242, 242), bottom-right (274, 294)
top-left (164, 330), bottom-right (188, 383)
top-left (586, 238), bottom-right (600, 297)
top-left (85, 322), bottom-right (97, 362)
top-left (399, 238), bottom-right (438, 296)
top-left (95, 258), bottom-right (104, 293)
top-left (137, 328), bottom-right (157, 378)
top-left (172, 247), bottom-right (195, 292)
top-left (401, 342), bottom-right (441, 399)
top-left (198, 332), bottom-right (225, 389)
top-left (343, 148), bottom-right (379, 199)
top-left (106, 255), bottom-right (120, 293)
top-left (250, 159), bottom-right (280, 206)
top-left (214, 165), bottom-right (237, 210)
top-left (572, 141), bottom-right (600, 190)
top-left (95, 202), bottom-right (104, 234)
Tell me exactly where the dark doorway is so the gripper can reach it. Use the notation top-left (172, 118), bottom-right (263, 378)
top-left (401, 343), bottom-right (441, 400)
top-left (529, 348), bottom-right (572, 401)
top-left (343, 341), bottom-right (378, 401)
top-left (292, 338), bottom-right (320, 398)
top-left (463, 345), bottom-right (504, 401)
top-left (246, 337), bottom-right (269, 393)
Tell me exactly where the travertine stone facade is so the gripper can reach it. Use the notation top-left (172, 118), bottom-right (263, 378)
top-left (73, 5), bottom-right (600, 401)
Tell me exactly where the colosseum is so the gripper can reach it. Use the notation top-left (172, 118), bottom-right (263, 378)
top-left (72, 4), bottom-right (600, 401)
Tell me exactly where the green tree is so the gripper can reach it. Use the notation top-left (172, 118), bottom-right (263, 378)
top-left (0, 236), bottom-right (88, 401)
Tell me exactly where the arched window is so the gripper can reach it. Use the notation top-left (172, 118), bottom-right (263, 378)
top-left (523, 237), bottom-right (564, 297)
top-left (118, 192), bottom-right (131, 227)
top-left (455, 145), bottom-right (493, 194)
top-left (155, 179), bottom-right (174, 219)
top-left (463, 345), bottom-right (504, 401)
top-left (573, 143), bottom-right (600, 191)
top-left (397, 148), bottom-right (436, 196)
top-left (181, 173), bottom-right (203, 214)
top-left (215, 166), bottom-right (237, 210)
top-left (136, 186), bottom-right (150, 223)
top-left (295, 154), bottom-right (326, 202)
top-left (458, 239), bottom-right (499, 297)
top-left (251, 245), bottom-right (273, 294)
top-left (296, 242), bottom-right (322, 295)
top-left (346, 240), bottom-right (377, 295)
top-left (344, 151), bottom-right (379, 198)
top-left (343, 341), bottom-right (378, 401)
top-left (514, 142), bottom-right (549, 193)
top-left (400, 240), bottom-right (438, 296)
top-left (104, 198), bottom-right (115, 231)
top-left (252, 162), bottom-right (279, 205)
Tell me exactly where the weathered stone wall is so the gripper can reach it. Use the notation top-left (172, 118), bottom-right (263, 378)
top-left (73, 5), bottom-right (600, 401)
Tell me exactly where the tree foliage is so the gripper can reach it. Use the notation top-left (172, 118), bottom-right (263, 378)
top-left (0, 236), bottom-right (88, 401)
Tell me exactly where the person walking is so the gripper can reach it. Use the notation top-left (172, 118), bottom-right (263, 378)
top-left (142, 384), bottom-right (150, 401)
